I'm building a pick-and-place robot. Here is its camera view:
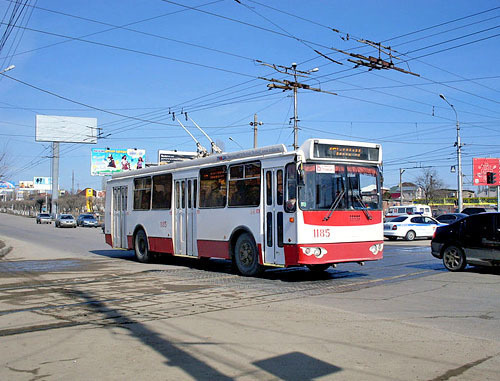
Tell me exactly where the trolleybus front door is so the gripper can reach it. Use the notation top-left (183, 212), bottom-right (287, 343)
top-left (112, 186), bottom-right (128, 249)
top-left (174, 178), bottom-right (198, 256)
top-left (264, 168), bottom-right (285, 265)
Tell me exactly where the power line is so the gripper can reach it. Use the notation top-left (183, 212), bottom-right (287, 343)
top-left (0, 22), bottom-right (256, 79)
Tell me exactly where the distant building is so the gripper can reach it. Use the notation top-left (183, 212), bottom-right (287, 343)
top-left (389, 182), bottom-right (424, 202)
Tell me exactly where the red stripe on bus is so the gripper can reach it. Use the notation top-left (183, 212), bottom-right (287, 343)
top-left (148, 237), bottom-right (174, 254)
top-left (302, 210), bottom-right (382, 226)
top-left (197, 240), bottom-right (230, 259)
top-left (127, 235), bottom-right (133, 250)
top-left (105, 234), bottom-right (113, 247)
top-left (284, 241), bottom-right (383, 266)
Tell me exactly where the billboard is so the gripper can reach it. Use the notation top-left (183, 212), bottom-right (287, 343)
top-left (36, 115), bottom-right (98, 144)
top-left (19, 180), bottom-right (34, 189)
top-left (33, 176), bottom-right (52, 191)
top-left (91, 148), bottom-right (146, 176)
top-left (473, 158), bottom-right (500, 186)
top-left (158, 150), bottom-right (197, 165)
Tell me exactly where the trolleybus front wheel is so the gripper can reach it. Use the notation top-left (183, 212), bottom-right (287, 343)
top-left (134, 229), bottom-right (151, 263)
top-left (234, 233), bottom-right (262, 277)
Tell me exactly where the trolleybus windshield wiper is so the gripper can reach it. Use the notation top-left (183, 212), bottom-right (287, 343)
top-left (323, 189), bottom-right (345, 221)
top-left (354, 193), bottom-right (373, 220)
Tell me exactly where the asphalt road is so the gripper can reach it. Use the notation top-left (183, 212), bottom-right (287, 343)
top-left (0, 213), bottom-right (499, 380)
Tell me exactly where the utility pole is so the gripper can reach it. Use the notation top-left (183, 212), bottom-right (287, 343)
top-left (51, 142), bottom-right (59, 217)
top-left (399, 168), bottom-right (405, 204)
top-left (72, 170), bottom-right (74, 195)
top-left (249, 114), bottom-right (263, 148)
top-left (257, 61), bottom-right (334, 150)
top-left (439, 94), bottom-right (463, 212)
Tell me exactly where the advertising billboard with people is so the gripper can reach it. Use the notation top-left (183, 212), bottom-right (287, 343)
top-left (91, 148), bottom-right (146, 176)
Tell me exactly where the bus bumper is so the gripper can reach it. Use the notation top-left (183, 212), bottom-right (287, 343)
top-left (283, 241), bottom-right (383, 266)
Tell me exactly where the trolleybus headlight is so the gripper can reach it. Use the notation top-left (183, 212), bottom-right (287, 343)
top-left (369, 243), bottom-right (384, 255)
top-left (301, 247), bottom-right (328, 258)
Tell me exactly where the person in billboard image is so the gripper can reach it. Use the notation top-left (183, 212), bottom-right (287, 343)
top-left (136, 156), bottom-right (144, 170)
top-left (107, 155), bottom-right (116, 168)
top-left (121, 155), bottom-right (130, 170)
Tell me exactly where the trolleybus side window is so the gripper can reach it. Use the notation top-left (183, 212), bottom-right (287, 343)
top-left (199, 165), bottom-right (227, 208)
top-left (175, 182), bottom-right (180, 209)
top-left (285, 163), bottom-right (297, 212)
top-left (133, 177), bottom-right (151, 210)
top-left (228, 161), bottom-right (261, 207)
top-left (266, 171), bottom-right (272, 206)
top-left (277, 169), bottom-right (283, 205)
top-left (152, 173), bottom-right (172, 209)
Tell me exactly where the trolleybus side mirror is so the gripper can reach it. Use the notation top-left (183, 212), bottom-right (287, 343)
top-left (297, 169), bottom-right (305, 186)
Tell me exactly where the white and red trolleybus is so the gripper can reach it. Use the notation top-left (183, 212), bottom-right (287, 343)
top-left (104, 138), bottom-right (384, 276)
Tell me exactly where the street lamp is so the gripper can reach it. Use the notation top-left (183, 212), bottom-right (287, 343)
top-left (0, 65), bottom-right (15, 74)
top-left (229, 136), bottom-right (244, 150)
top-left (439, 93), bottom-right (463, 212)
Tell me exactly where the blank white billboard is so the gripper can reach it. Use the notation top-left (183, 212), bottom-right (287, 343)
top-left (36, 115), bottom-right (98, 144)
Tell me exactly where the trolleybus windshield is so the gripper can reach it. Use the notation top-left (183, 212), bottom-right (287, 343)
top-left (298, 164), bottom-right (381, 211)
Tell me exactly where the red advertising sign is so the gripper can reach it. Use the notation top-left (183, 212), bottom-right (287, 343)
top-left (473, 158), bottom-right (500, 186)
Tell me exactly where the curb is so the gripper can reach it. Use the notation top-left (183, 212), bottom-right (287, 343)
top-left (0, 240), bottom-right (12, 259)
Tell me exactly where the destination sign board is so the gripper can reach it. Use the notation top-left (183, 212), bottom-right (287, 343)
top-left (313, 143), bottom-right (379, 162)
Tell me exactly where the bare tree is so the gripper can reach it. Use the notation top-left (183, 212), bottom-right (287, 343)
top-left (415, 168), bottom-right (444, 204)
top-left (58, 193), bottom-right (86, 215)
top-left (0, 148), bottom-right (9, 180)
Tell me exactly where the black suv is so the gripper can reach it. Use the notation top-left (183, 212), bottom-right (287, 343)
top-left (461, 207), bottom-right (496, 215)
top-left (431, 212), bottom-right (500, 271)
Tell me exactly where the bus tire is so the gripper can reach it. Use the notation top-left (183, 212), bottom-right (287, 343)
top-left (234, 233), bottom-right (262, 277)
top-left (134, 229), bottom-right (150, 263)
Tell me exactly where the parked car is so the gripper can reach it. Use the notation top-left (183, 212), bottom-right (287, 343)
top-left (431, 212), bottom-right (500, 271)
top-left (435, 213), bottom-right (468, 224)
top-left (384, 215), bottom-right (444, 241)
top-left (461, 207), bottom-right (496, 215)
top-left (36, 213), bottom-right (52, 224)
top-left (55, 214), bottom-right (77, 228)
top-left (77, 214), bottom-right (99, 227)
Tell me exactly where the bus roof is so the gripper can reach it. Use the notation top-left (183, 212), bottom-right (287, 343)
top-left (111, 143), bottom-right (288, 180)
top-left (110, 138), bottom-right (382, 181)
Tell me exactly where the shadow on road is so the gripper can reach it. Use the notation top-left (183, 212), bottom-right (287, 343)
top-left (68, 289), bottom-right (233, 380)
top-left (91, 249), bottom-right (369, 283)
top-left (253, 351), bottom-right (341, 380)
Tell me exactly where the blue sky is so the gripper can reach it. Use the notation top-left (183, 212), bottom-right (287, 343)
top-left (1, 0), bottom-right (499, 192)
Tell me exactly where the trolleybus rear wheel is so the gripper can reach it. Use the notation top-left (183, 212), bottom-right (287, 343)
top-left (234, 233), bottom-right (262, 276)
top-left (134, 229), bottom-right (151, 263)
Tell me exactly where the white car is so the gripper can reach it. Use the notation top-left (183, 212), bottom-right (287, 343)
top-left (384, 215), bottom-right (445, 241)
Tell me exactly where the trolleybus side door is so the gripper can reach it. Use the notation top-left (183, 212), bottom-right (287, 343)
top-left (112, 186), bottom-right (128, 249)
top-left (264, 168), bottom-right (285, 264)
top-left (174, 178), bottom-right (197, 256)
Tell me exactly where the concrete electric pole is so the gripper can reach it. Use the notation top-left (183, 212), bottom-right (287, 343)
top-left (439, 94), bottom-right (463, 212)
top-left (257, 61), bottom-right (333, 150)
top-left (249, 114), bottom-right (263, 148)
